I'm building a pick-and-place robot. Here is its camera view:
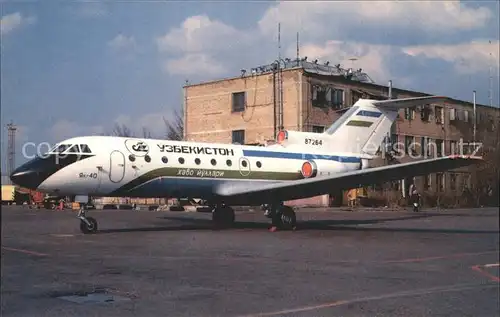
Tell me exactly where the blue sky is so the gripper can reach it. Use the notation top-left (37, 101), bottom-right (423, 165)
top-left (1, 1), bottom-right (499, 170)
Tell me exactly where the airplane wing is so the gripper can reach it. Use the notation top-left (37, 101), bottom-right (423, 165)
top-left (214, 155), bottom-right (483, 203)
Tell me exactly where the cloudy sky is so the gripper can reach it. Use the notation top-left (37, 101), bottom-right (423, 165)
top-left (1, 1), bottom-right (499, 169)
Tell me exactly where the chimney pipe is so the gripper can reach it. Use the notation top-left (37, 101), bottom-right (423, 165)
top-left (388, 80), bottom-right (392, 99)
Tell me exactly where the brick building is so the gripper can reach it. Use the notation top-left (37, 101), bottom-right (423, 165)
top-left (184, 59), bottom-right (499, 207)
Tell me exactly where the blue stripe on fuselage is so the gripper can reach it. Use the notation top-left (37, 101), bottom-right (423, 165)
top-left (242, 150), bottom-right (361, 163)
top-left (356, 110), bottom-right (382, 118)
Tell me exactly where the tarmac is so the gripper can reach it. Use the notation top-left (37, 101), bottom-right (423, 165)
top-left (1, 206), bottom-right (499, 317)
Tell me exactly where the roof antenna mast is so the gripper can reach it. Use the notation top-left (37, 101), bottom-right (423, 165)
top-left (296, 31), bottom-right (300, 66)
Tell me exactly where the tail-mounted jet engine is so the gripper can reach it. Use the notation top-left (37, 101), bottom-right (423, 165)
top-left (300, 159), bottom-right (348, 178)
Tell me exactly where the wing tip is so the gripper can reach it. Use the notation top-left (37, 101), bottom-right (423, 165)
top-left (447, 154), bottom-right (483, 161)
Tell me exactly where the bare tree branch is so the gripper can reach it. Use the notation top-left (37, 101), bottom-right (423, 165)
top-left (142, 127), bottom-right (152, 139)
top-left (164, 108), bottom-right (184, 140)
top-left (112, 123), bottom-right (134, 137)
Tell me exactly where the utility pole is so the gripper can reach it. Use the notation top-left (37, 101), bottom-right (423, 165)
top-left (7, 121), bottom-right (17, 184)
top-left (473, 90), bottom-right (476, 145)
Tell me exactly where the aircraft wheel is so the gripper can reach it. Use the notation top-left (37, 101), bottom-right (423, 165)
top-left (80, 216), bottom-right (98, 234)
top-left (272, 206), bottom-right (296, 230)
top-left (212, 205), bottom-right (235, 228)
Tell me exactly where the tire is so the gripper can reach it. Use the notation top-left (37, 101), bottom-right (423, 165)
top-left (272, 206), bottom-right (296, 230)
top-left (212, 206), bottom-right (235, 228)
top-left (80, 216), bottom-right (98, 234)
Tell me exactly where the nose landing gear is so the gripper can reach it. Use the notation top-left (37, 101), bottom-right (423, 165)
top-left (77, 207), bottom-right (98, 234)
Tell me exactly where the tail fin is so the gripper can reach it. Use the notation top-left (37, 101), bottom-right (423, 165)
top-left (324, 96), bottom-right (448, 155)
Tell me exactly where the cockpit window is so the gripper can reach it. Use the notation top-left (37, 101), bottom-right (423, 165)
top-left (67, 145), bottom-right (79, 152)
top-left (80, 144), bottom-right (92, 153)
top-left (52, 144), bottom-right (71, 153)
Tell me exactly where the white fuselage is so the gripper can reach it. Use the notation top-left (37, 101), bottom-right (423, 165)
top-left (30, 136), bottom-right (362, 204)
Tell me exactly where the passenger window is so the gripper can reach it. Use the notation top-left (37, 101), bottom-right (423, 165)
top-left (226, 160), bottom-right (232, 166)
top-left (195, 158), bottom-right (201, 165)
top-left (80, 144), bottom-right (92, 153)
top-left (145, 155), bottom-right (151, 163)
top-left (211, 159), bottom-right (216, 166)
top-left (256, 161), bottom-right (262, 168)
top-left (162, 156), bottom-right (168, 163)
top-left (129, 155), bottom-right (135, 162)
top-left (179, 157), bottom-right (185, 164)
top-left (242, 160), bottom-right (247, 167)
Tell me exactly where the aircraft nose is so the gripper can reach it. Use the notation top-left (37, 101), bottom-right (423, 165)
top-left (10, 164), bottom-right (45, 190)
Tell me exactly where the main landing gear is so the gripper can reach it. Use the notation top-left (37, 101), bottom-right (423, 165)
top-left (211, 203), bottom-right (296, 231)
top-left (263, 203), bottom-right (297, 231)
top-left (77, 207), bottom-right (98, 234)
top-left (211, 204), bottom-right (235, 228)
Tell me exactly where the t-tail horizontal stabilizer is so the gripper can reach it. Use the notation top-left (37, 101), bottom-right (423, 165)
top-left (323, 96), bottom-right (448, 156)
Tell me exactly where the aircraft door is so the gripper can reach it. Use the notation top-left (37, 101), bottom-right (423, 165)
top-left (109, 150), bottom-right (125, 183)
top-left (238, 157), bottom-right (251, 177)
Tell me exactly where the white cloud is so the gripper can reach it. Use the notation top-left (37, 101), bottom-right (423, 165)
top-left (258, 1), bottom-right (493, 40)
top-left (403, 40), bottom-right (499, 74)
top-left (294, 40), bottom-right (393, 82)
top-left (163, 53), bottom-right (226, 76)
top-left (155, 1), bottom-right (497, 98)
top-left (50, 120), bottom-right (104, 141)
top-left (73, 2), bottom-right (107, 18)
top-left (1, 12), bottom-right (36, 36)
top-left (156, 15), bottom-right (256, 76)
top-left (156, 15), bottom-right (252, 54)
top-left (108, 34), bottom-right (137, 52)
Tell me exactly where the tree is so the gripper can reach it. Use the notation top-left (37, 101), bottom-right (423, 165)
top-left (452, 110), bottom-right (500, 207)
top-left (111, 123), bottom-right (134, 137)
top-left (103, 123), bottom-right (152, 138)
top-left (163, 108), bottom-right (184, 141)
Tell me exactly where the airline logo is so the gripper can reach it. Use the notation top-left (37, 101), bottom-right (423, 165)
top-left (125, 139), bottom-right (150, 156)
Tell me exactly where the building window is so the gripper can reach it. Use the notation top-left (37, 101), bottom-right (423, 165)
top-left (421, 105), bottom-right (431, 121)
top-left (450, 173), bottom-right (457, 190)
top-left (462, 174), bottom-right (471, 190)
top-left (421, 137), bottom-right (427, 156)
top-left (312, 85), bottom-right (327, 108)
top-left (427, 138), bottom-right (435, 157)
top-left (312, 125), bottom-right (325, 133)
top-left (405, 108), bottom-right (415, 120)
top-left (312, 85), bottom-right (344, 108)
top-left (332, 89), bottom-right (344, 108)
top-left (424, 174), bottom-right (431, 190)
top-left (385, 134), bottom-right (398, 155)
top-left (436, 173), bottom-right (445, 192)
top-left (436, 139), bottom-right (443, 157)
top-left (232, 92), bottom-right (245, 112)
top-left (232, 130), bottom-right (245, 145)
top-left (450, 140), bottom-right (457, 155)
top-left (435, 106), bottom-right (444, 124)
top-left (405, 135), bottom-right (414, 155)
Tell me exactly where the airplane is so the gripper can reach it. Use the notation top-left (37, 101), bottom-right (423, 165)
top-left (10, 96), bottom-right (483, 234)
